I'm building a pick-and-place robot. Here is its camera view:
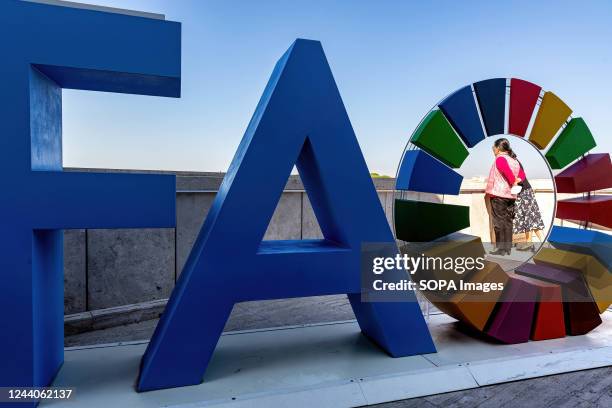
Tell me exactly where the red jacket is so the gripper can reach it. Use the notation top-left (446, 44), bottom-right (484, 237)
top-left (496, 156), bottom-right (525, 187)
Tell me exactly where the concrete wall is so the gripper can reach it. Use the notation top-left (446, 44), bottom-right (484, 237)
top-left (62, 172), bottom-right (395, 314)
top-left (62, 170), bottom-right (609, 315)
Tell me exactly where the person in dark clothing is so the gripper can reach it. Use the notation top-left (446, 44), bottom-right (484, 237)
top-left (489, 197), bottom-right (516, 254)
top-left (513, 161), bottom-right (546, 251)
top-left (484, 138), bottom-right (523, 256)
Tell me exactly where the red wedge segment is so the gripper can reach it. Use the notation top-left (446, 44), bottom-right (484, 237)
top-left (509, 78), bottom-right (541, 137)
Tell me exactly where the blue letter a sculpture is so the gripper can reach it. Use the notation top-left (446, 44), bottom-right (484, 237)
top-left (138, 39), bottom-right (435, 391)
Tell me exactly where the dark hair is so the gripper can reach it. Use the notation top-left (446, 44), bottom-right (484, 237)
top-left (494, 138), bottom-right (517, 159)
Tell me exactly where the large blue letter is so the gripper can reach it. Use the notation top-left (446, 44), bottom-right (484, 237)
top-left (0, 0), bottom-right (180, 398)
top-left (138, 39), bottom-right (435, 391)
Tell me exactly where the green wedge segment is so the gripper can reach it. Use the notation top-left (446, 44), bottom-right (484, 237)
top-left (394, 199), bottom-right (470, 242)
top-left (545, 118), bottom-right (596, 169)
top-left (411, 110), bottom-right (469, 168)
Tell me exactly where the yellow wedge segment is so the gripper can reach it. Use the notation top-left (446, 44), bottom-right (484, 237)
top-left (534, 248), bottom-right (611, 313)
top-left (529, 92), bottom-right (572, 149)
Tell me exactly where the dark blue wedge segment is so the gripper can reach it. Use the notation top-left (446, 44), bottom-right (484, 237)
top-left (438, 85), bottom-right (486, 147)
top-left (474, 78), bottom-right (506, 136)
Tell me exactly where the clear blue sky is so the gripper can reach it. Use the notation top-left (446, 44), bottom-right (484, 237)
top-left (62, 0), bottom-right (612, 177)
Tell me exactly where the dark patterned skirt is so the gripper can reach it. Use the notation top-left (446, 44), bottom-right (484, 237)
top-left (513, 187), bottom-right (545, 234)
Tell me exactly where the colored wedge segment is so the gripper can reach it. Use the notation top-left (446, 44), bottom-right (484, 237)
top-left (554, 153), bottom-right (612, 193)
top-left (486, 273), bottom-right (538, 343)
top-left (402, 232), bottom-right (485, 287)
top-left (509, 273), bottom-right (565, 341)
top-left (549, 226), bottom-right (612, 271)
top-left (534, 248), bottom-right (611, 313)
top-left (432, 261), bottom-right (508, 331)
top-left (516, 262), bottom-right (602, 335)
top-left (396, 150), bottom-right (463, 194)
top-left (509, 78), bottom-right (541, 137)
top-left (474, 78), bottom-right (506, 136)
top-left (394, 199), bottom-right (469, 242)
top-left (438, 85), bottom-right (486, 147)
top-left (556, 195), bottom-right (612, 229)
top-left (545, 118), bottom-right (596, 169)
top-left (411, 110), bottom-right (469, 168)
top-left (529, 91), bottom-right (572, 149)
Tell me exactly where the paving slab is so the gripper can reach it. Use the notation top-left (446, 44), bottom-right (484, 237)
top-left (45, 312), bottom-right (611, 407)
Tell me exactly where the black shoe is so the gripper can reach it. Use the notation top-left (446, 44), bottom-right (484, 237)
top-left (489, 248), bottom-right (510, 256)
top-left (517, 244), bottom-right (535, 252)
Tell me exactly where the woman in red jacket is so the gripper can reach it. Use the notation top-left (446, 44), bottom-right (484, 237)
top-left (485, 138), bottom-right (524, 256)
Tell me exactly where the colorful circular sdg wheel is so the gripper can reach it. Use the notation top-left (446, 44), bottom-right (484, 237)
top-left (394, 78), bottom-right (611, 343)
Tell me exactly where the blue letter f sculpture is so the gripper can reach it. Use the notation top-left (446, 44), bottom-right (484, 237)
top-left (0, 0), bottom-right (180, 398)
top-left (138, 39), bottom-right (435, 391)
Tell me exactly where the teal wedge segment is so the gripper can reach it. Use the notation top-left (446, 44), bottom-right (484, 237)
top-left (394, 199), bottom-right (470, 242)
top-left (545, 118), bottom-right (596, 169)
top-left (411, 110), bottom-right (469, 168)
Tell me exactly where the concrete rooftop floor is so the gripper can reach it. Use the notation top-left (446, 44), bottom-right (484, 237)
top-left (65, 295), bottom-right (611, 407)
